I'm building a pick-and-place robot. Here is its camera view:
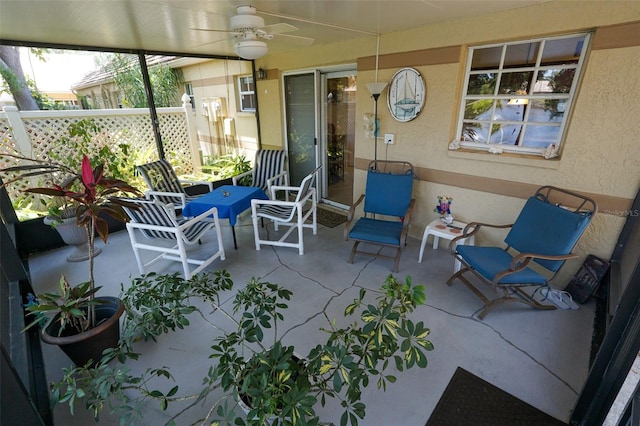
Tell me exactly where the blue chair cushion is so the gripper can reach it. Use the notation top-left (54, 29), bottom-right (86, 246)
top-left (364, 170), bottom-right (413, 217)
top-left (457, 245), bottom-right (548, 285)
top-left (349, 218), bottom-right (403, 246)
top-left (505, 196), bottom-right (592, 272)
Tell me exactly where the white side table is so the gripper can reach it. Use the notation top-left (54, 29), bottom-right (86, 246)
top-left (418, 219), bottom-right (475, 272)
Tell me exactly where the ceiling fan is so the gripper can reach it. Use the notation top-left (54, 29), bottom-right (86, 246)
top-left (194, 5), bottom-right (314, 60)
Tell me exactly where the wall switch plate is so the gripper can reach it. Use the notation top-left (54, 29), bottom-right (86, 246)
top-left (384, 133), bottom-right (395, 144)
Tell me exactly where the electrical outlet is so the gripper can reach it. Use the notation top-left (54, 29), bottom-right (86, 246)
top-left (384, 133), bottom-right (395, 144)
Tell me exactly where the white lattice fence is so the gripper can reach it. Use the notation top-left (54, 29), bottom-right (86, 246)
top-left (0, 107), bottom-right (193, 213)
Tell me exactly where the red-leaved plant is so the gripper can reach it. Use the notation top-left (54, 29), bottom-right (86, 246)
top-left (1, 154), bottom-right (141, 330)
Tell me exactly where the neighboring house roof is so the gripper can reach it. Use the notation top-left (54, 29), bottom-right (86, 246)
top-left (72, 55), bottom-right (178, 90)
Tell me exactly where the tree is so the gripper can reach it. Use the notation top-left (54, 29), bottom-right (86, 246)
top-left (105, 53), bottom-right (184, 108)
top-left (0, 45), bottom-right (40, 110)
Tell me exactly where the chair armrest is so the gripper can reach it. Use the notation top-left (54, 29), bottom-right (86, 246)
top-left (179, 179), bottom-right (214, 192)
top-left (232, 170), bottom-right (253, 186)
top-left (269, 184), bottom-right (301, 200)
top-left (144, 190), bottom-right (187, 207)
top-left (398, 199), bottom-right (416, 246)
top-left (490, 252), bottom-right (580, 286)
top-left (178, 206), bottom-right (220, 231)
top-left (344, 194), bottom-right (365, 240)
top-left (402, 199), bottom-right (416, 228)
top-left (266, 171), bottom-right (289, 194)
top-left (449, 221), bottom-right (513, 254)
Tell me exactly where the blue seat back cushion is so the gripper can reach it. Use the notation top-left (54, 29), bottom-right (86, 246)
top-left (504, 196), bottom-right (591, 271)
top-left (457, 246), bottom-right (548, 285)
top-left (363, 170), bottom-right (413, 217)
top-left (348, 218), bottom-right (403, 245)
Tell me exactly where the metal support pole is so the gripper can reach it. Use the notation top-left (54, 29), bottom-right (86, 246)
top-left (138, 52), bottom-right (165, 159)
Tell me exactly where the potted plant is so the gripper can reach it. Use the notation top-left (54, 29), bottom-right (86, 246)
top-left (48, 270), bottom-right (434, 425)
top-left (2, 154), bottom-right (141, 366)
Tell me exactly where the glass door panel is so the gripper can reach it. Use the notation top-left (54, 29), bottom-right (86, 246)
top-left (284, 73), bottom-right (318, 186)
top-left (324, 72), bottom-right (356, 206)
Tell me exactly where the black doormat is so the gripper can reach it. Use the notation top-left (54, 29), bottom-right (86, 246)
top-left (426, 367), bottom-right (567, 426)
top-left (316, 207), bottom-right (347, 228)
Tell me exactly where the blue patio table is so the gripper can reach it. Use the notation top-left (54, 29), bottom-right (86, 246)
top-left (183, 185), bottom-right (268, 249)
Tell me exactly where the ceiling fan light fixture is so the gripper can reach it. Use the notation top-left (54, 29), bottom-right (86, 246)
top-left (235, 39), bottom-right (268, 60)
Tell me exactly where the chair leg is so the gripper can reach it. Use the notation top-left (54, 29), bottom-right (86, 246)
top-left (252, 213), bottom-right (262, 251)
top-left (446, 268), bottom-right (469, 286)
top-left (297, 217), bottom-right (304, 255)
top-left (177, 238), bottom-right (191, 279)
top-left (127, 227), bottom-right (146, 275)
top-left (348, 241), bottom-right (360, 264)
top-left (392, 248), bottom-right (401, 273)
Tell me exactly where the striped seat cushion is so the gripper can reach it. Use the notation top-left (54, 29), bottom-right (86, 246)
top-left (122, 198), bottom-right (211, 242)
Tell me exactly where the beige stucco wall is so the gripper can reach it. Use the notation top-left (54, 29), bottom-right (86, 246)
top-left (181, 60), bottom-right (259, 158)
top-left (254, 0), bottom-right (640, 283)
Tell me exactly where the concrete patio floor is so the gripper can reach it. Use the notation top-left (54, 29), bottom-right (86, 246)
top-left (28, 211), bottom-right (596, 425)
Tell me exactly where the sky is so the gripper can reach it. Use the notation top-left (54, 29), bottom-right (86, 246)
top-left (20, 48), bottom-right (99, 92)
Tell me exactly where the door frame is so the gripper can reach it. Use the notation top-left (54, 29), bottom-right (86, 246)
top-left (281, 64), bottom-right (356, 205)
top-left (321, 69), bottom-right (357, 208)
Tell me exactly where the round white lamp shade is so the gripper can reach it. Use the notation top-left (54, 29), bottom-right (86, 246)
top-left (235, 40), bottom-right (268, 60)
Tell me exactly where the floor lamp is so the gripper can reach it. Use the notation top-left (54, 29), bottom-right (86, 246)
top-left (366, 82), bottom-right (387, 167)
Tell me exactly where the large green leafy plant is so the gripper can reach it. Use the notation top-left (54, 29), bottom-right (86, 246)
top-left (2, 154), bottom-right (140, 331)
top-left (49, 271), bottom-right (433, 425)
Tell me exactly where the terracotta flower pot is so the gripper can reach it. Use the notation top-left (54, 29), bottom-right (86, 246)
top-left (41, 296), bottom-right (124, 367)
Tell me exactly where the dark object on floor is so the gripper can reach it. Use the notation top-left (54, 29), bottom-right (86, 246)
top-left (316, 207), bottom-right (346, 228)
top-left (426, 367), bottom-right (566, 426)
top-left (565, 254), bottom-right (610, 303)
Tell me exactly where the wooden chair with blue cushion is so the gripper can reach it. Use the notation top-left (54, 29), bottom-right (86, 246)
top-left (447, 186), bottom-right (597, 319)
top-left (233, 149), bottom-right (288, 197)
top-left (344, 160), bottom-right (415, 272)
top-left (137, 159), bottom-right (213, 211)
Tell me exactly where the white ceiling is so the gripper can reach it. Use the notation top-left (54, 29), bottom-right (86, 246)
top-left (0, 0), bottom-right (549, 58)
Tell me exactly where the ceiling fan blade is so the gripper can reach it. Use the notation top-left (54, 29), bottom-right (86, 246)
top-left (273, 33), bottom-right (314, 46)
top-left (262, 23), bottom-right (298, 34)
top-left (192, 28), bottom-right (240, 35)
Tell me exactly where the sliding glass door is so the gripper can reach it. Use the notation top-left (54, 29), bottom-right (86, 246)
top-left (283, 72), bottom-right (318, 186)
top-left (283, 68), bottom-right (356, 207)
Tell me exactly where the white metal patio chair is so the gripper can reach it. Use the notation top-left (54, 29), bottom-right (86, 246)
top-left (137, 159), bottom-right (214, 211)
top-left (121, 198), bottom-right (225, 279)
top-left (233, 149), bottom-right (288, 197)
top-left (250, 167), bottom-right (320, 255)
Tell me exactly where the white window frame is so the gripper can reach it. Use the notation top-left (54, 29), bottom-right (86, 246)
top-left (184, 82), bottom-right (195, 111)
top-left (453, 32), bottom-right (591, 158)
top-left (237, 75), bottom-right (256, 112)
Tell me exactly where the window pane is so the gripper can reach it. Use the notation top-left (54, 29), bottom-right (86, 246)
top-left (464, 99), bottom-right (495, 120)
top-left (471, 46), bottom-right (502, 70)
top-left (489, 123), bottom-right (520, 144)
top-left (526, 99), bottom-right (563, 123)
top-left (461, 122), bottom-right (489, 142)
top-left (241, 93), bottom-right (256, 111)
top-left (494, 100), bottom-right (525, 122)
top-left (535, 69), bottom-right (575, 94)
top-left (467, 73), bottom-right (497, 95)
top-left (520, 125), bottom-right (560, 149)
top-left (239, 76), bottom-right (254, 92)
top-left (504, 42), bottom-right (539, 68)
top-left (541, 36), bottom-right (585, 66)
top-left (499, 71), bottom-right (533, 94)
